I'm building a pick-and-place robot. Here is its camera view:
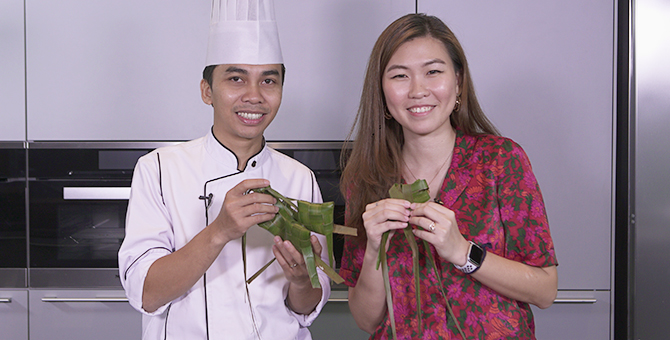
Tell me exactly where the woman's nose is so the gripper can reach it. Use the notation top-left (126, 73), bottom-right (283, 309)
top-left (408, 78), bottom-right (429, 98)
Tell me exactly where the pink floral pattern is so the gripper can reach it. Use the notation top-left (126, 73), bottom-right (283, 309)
top-left (339, 131), bottom-right (558, 339)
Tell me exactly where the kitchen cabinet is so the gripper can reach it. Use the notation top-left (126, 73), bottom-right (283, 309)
top-left (0, 0), bottom-right (26, 141)
top-left (0, 289), bottom-right (29, 340)
top-left (309, 290), bottom-right (369, 339)
top-left (419, 0), bottom-right (615, 336)
top-left (267, 0), bottom-right (414, 141)
top-left (533, 291), bottom-right (611, 340)
top-left (29, 289), bottom-right (141, 340)
top-left (25, 0), bottom-right (414, 141)
top-left (417, 0), bottom-right (615, 288)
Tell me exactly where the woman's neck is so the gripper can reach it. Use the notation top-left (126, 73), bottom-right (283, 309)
top-left (401, 127), bottom-right (457, 199)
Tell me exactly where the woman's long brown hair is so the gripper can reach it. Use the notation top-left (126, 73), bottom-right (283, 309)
top-left (340, 13), bottom-right (500, 243)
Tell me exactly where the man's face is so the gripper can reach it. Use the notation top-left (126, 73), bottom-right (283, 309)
top-left (201, 64), bottom-right (283, 146)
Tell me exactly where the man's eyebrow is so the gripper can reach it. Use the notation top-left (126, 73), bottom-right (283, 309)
top-left (224, 66), bottom-right (248, 75)
top-left (262, 69), bottom-right (280, 77)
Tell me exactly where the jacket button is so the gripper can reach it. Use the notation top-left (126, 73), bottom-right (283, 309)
top-left (251, 160), bottom-right (257, 167)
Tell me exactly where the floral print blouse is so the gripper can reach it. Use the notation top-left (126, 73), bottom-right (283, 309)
top-left (339, 131), bottom-right (558, 339)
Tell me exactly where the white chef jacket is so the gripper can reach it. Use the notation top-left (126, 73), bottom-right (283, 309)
top-left (118, 131), bottom-right (331, 340)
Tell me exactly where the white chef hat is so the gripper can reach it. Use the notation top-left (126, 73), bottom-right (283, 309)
top-left (205, 0), bottom-right (283, 66)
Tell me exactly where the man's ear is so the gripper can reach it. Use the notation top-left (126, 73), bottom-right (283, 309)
top-left (200, 79), bottom-right (213, 106)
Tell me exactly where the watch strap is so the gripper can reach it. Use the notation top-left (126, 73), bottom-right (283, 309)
top-left (454, 241), bottom-right (486, 274)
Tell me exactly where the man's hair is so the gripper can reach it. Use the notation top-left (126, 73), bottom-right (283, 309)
top-left (202, 64), bottom-right (286, 87)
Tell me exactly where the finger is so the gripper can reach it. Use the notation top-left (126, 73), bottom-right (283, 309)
top-left (363, 205), bottom-right (410, 226)
top-left (410, 202), bottom-right (455, 221)
top-left (233, 178), bottom-right (271, 196)
top-left (236, 201), bottom-right (279, 218)
top-left (274, 236), bottom-right (303, 266)
top-left (366, 199), bottom-right (411, 213)
top-left (412, 228), bottom-right (436, 242)
top-left (310, 235), bottom-right (323, 257)
top-left (408, 216), bottom-right (436, 231)
top-left (272, 242), bottom-right (292, 269)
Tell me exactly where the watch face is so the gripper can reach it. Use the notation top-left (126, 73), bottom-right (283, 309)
top-left (469, 243), bottom-right (484, 266)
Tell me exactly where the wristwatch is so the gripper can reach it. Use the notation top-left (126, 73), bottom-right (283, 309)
top-left (454, 241), bottom-right (486, 274)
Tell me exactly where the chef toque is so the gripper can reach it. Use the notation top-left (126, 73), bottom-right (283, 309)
top-left (205, 0), bottom-right (283, 66)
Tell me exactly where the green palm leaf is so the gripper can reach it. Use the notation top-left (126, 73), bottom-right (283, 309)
top-left (381, 179), bottom-right (464, 339)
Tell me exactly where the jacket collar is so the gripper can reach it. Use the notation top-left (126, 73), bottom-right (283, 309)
top-left (204, 128), bottom-right (270, 173)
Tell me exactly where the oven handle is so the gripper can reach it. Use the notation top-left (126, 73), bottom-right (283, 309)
top-left (63, 187), bottom-right (131, 200)
top-left (0, 298), bottom-right (11, 303)
top-left (41, 297), bottom-right (129, 303)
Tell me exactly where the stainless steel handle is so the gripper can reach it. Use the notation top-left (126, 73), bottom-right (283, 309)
top-left (63, 187), bottom-right (131, 200)
top-left (554, 298), bottom-right (597, 304)
top-left (0, 298), bottom-right (11, 303)
top-left (42, 297), bottom-right (129, 303)
top-left (324, 297), bottom-right (598, 304)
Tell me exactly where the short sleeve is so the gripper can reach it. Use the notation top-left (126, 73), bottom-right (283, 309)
top-left (496, 140), bottom-right (558, 267)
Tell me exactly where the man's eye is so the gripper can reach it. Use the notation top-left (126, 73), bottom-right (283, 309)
top-left (263, 79), bottom-right (276, 85)
top-left (230, 76), bottom-right (242, 82)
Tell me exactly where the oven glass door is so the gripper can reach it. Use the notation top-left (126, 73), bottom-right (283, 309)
top-left (29, 180), bottom-right (129, 269)
top-left (27, 147), bottom-right (151, 287)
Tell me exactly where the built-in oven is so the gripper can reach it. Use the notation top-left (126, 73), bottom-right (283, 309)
top-left (0, 142), bottom-right (27, 288)
top-left (27, 142), bottom-right (171, 288)
top-left (26, 141), bottom-right (348, 288)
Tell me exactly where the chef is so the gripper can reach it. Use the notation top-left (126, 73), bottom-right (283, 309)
top-left (118, 0), bottom-right (331, 339)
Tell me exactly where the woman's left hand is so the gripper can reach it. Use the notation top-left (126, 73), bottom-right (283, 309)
top-left (409, 202), bottom-right (470, 266)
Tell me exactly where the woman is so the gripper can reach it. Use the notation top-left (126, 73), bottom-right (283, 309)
top-left (338, 13), bottom-right (558, 339)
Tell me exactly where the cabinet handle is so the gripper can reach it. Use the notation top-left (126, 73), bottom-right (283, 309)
top-left (554, 298), bottom-right (597, 304)
top-left (42, 297), bottom-right (129, 303)
top-left (63, 187), bottom-right (131, 200)
top-left (0, 298), bottom-right (11, 303)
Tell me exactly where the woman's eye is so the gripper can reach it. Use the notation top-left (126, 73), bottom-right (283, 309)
top-left (390, 74), bottom-right (407, 79)
top-left (428, 69), bottom-right (443, 75)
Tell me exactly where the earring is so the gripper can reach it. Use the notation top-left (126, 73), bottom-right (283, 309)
top-left (384, 109), bottom-right (393, 120)
top-left (453, 95), bottom-right (462, 113)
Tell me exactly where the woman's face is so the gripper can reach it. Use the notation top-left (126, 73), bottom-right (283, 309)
top-left (382, 36), bottom-right (459, 138)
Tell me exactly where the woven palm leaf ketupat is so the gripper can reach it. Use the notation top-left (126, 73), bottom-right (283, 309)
top-left (245, 186), bottom-right (352, 289)
top-left (380, 179), bottom-right (465, 340)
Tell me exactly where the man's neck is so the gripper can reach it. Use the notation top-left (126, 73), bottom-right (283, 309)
top-left (212, 130), bottom-right (264, 171)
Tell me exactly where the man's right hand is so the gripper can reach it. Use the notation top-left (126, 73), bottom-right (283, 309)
top-left (211, 179), bottom-right (279, 244)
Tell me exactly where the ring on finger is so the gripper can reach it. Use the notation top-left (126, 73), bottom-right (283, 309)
top-left (428, 221), bottom-right (436, 232)
top-left (290, 263), bottom-right (298, 268)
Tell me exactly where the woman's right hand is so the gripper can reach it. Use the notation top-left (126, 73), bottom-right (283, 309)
top-left (362, 198), bottom-right (412, 252)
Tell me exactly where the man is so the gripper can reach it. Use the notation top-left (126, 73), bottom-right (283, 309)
top-left (118, 1), bottom-right (330, 339)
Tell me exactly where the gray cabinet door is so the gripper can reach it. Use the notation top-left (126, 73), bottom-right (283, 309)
top-left (0, 290), bottom-right (28, 340)
top-left (25, 0), bottom-right (415, 141)
top-left (0, 0), bottom-right (26, 141)
top-left (267, 0), bottom-right (415, 141)
top-left (29, 289), bottom-right (141, 340)
top-left (418, 0), bottom-right (615, 290)
top-left (26, 0), bottom-right (212, 141)
top-left (532, 291), bottom-right (611, 340)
